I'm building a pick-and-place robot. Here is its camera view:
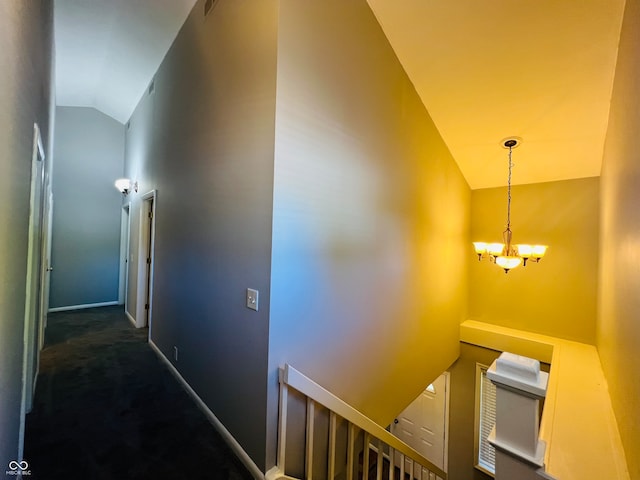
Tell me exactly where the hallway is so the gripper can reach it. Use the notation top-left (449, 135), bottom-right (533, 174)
top-left (24, 306), bottom-right (253, 480)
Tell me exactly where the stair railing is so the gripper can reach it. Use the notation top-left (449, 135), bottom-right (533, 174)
top-left (267, 364), bottom-right (447, 480)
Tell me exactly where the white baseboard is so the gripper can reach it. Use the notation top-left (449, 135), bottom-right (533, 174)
top-left (125, 310), bottom-right (136, 327)
top-left (148, 340), bottom-right (265, 480)
top-left (48, 301), bottom-right (119, 313)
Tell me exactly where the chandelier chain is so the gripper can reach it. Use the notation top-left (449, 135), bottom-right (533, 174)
top-left (506, 145), bottom-right (513, 231)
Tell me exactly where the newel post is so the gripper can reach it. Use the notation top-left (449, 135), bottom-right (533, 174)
top-left (487, 352), bottom-right (553, 480)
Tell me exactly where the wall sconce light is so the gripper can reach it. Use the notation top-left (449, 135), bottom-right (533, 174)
top-left (472, 138), bottom-right (548, 273)
top-left (114, 178), bottom-right (138, 196)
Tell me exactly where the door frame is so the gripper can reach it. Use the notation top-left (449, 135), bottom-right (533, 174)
top-left (19, 123), bottom-right (46, 455)
top-left (443, 371), bottom-right (451, 473)
top-left (38, 188), bottom-right (53, 349)
top-left (134, 190), bottom-right (156, 332)
top-left (118, 203), bottom-right (131, 307)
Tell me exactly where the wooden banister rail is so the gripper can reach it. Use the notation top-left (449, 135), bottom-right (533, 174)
top-left (270, 364), bottom-right (447, 480)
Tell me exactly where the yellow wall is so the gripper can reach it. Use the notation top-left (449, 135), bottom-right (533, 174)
top-left (267, 0), bottom-right (470, 469)
top-left (469, 178), bottom-right (599, 344)
top-left (598, 0), bottom-right (640, 476)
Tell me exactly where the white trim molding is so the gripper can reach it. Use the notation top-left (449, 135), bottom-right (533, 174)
top-left (48, 301), bottom-right (119, 313)
top-left (125, 310), bottom-right (136, 327)
top-left (148, 340), bottom-right (265, 480)
top-left (135, 190), bottom-right (157, 330)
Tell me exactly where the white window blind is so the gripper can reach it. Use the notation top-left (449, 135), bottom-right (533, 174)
top-left (477, 365), bottom-right (496, 475)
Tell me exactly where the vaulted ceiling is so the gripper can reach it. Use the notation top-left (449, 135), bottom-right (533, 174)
top-left (54, 0), bottom-right (626, 189)
top-left (366, 0), bottom-right (626, 189)
top-left (54, 0), bottom-right (196, 124)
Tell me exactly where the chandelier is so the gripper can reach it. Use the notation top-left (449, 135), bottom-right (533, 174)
top-left (472, 138), bottom-right (547, 273)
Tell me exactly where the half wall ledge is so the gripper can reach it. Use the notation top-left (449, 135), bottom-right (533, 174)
top-left (460, 320), bottom-right (630, 480)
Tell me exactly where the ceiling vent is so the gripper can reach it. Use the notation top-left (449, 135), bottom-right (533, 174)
top-left (204, 0), bottom-right (219, 17)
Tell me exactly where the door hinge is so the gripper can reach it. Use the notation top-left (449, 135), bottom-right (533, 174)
top-left (146, 257), bottom-right (151, 264)
top-left (145, 303), bottom-right (149, 310)
top-left (148, 211), bottom-right (153, 219)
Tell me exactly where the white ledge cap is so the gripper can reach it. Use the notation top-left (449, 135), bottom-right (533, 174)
top-left (497, 352), bottom-right (540, 382)
top-left (487, 352), bottom-right (549, 397)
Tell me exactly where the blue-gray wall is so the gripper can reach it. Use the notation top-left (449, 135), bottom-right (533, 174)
top-left (0, 0), bottom-right (54, 468)
top-left (50, 107), bottom-right (125, 309)
top-left (123, 0), bottom-right (278, 470)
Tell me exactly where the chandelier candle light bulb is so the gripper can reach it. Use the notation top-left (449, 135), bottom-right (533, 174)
top-left (473, 138), bottom-right (548, 273)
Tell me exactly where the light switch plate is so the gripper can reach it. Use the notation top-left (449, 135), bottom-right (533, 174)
top-left (246, 288), bottom-right (259, 311)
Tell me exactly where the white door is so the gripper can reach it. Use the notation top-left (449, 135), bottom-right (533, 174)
top-left (22, 124), bottom-right (46, 412)
top-left (391, 373), bottom-right (449, 473)
top-left (20, 124), bottom-right (46, 463)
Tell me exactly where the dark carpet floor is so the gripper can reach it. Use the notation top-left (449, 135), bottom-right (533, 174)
top-left (24, 306), bottom-right (254, 480)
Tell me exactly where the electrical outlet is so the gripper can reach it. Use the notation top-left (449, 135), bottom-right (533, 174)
top-left (173, 346), bottom-right (178, 362)
top-left (246, 288), bottom-right (259, 311)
